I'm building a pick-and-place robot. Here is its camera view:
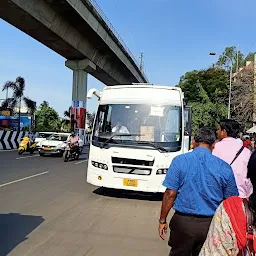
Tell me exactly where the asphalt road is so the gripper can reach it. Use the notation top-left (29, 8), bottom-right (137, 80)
top-left (0, 148), bottom-right (171, 256)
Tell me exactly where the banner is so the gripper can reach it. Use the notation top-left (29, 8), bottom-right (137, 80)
top-left (71, 100), bottom-right (86, 130)
top-left (79, 107), bottom-right (86, 129)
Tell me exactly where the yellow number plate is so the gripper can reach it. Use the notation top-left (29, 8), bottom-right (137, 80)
top-left (44, 147), bottom-right (52, 151)
top-left (123, 178), bottom-right (138, 187)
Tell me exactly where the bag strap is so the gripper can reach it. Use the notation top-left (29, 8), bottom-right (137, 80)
top-left (243, 199), bottom-right (254, 236)
top-left (242, 199), bottom-right (254, 254)
top-left (230, 146), bottom-right (244, 165)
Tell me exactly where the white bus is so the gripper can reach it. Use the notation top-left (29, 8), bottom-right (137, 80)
top-left (86, 84), bottom-right (191, 193)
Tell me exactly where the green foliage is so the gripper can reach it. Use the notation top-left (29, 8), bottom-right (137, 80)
top-left (190, 102), bottom-right (227, 134)
top-left (178, 68), bottom-right (229, 104)
top-left (178, 68), bottom-right (229, 133)
top-left (243, 52), bottom-right (256, 64)
top-left (177, 46), bottom-right (256, 133)
top-left (179, 45), bottom-right (256, 133)
top-left (62, 106), bottom-right (95, 132)
top-left (1, 76), bottom-right (36, 131)
top-left (61, 122), bottom-right (71, 132)
top-left (216, 47), bottom-right (256, 73)
top-left (35, 101), bottom-right (61, 132)
top-left (216, 46), bottom-right (244, 71)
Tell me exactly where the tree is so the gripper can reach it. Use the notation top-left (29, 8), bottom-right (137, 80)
top-left (216, 46), bottom-right (244, 72)
top-left (178, 46), bottom-right (256, 132)
top-left (62, 106), bottom-right (95, 132)
top-left (40, 101), bottom-right (49, 109)
top-left (190, 101), bottom-right (227, 134)
top-left (86, 112), bottom-right (96, 132)
top-left (178, 68), bottom-right (229, 104)
top-left (61, 106), bottom-right (72, 131)
top-left (1, 76), bottom-right (36, 132)
top-left (243, 52), bottom-right (256, 63)
top-left (63, 106), bottom-right (71, 120)
top-left (177, 69), bottom-right (228, 133)
top-left (188, 82), bottom-right (227, 133)
top-left (35, 101), bottom-right (61, 132)
top-left (231, 69), bottom-right (254, 130)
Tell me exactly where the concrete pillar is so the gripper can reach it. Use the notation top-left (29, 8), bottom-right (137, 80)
top-left (65, 59), bottom-right (96, 137)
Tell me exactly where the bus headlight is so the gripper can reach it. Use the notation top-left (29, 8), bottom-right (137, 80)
top-left (91, 161), bottom-right (108, 170)
top-left (156, 169), bottom-right (168, 175)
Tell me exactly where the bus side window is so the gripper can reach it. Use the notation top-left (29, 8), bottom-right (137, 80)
top-left (184, 107), bottom-right (192, 136)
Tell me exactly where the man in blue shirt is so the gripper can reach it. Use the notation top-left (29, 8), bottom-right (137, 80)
top-left (158, 127), bottom-right (238, 256)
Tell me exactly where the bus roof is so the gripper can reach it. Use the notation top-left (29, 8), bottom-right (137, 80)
top-left (100, 84), bottom-right (183, 105)
top-left (104, 84), bottom-right (182, 92)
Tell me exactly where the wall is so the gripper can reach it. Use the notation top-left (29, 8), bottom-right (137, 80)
top-left (0, 131), bottom-right (91, 150)
top-left (0, 131), bottom-right (30, 150)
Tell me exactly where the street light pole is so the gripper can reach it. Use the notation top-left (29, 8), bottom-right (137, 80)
top-left (209, 52), bottom-right (233, 119)
top-left (227, 65), bottom-right (232, 119)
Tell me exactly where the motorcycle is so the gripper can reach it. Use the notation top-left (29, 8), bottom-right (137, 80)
top-left (63, 142), bottom-right (80, 162)
top-left (18, 137), bottom-right (37, 155)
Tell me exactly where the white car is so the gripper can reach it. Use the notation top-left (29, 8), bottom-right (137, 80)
top-left (38, 132), bottom-right (84, 156)
top-left (35, 132), bottom-right (53, 145)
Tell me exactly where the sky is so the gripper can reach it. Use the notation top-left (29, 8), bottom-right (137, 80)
top-left (0, 0), bottom-right (256, 116)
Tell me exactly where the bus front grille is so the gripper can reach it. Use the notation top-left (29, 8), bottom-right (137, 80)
top-left (112, 157), bottom-right (154, 166)
top-left (113, 166), bottom-right (152, 175)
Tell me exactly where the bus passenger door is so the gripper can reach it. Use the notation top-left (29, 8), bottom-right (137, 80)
top-left (184, 106), bottom-right (192, 152)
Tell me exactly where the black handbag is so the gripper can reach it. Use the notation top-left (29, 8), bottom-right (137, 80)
top-left (240, 199), bottom-right (254, 256)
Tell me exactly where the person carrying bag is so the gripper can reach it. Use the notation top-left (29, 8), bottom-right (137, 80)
top-left (199, 150), bottom-right (256, 256)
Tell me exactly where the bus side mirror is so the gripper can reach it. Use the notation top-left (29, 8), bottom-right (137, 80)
top-left (87, 88), bottom-right (102, 100)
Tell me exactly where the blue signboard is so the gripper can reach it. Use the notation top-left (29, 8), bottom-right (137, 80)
top-left (0, 115), bottom-right (31, 130)
top-left (72, 100), bottom-right (79, 108)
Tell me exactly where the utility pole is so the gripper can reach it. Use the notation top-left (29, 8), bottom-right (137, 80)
top-left (253, 53), bottom-right (256, 125)
top-left (139, 52), bottom-right (144, 73)
top-left (5, 88), bottom-right (8, 100)
top-left (236, 45), bottom-right (239, 73)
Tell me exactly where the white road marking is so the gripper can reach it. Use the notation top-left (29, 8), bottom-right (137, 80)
top-left (0, 171), bottom-right (49, 188)
top-left (16, 155), bottom-right (39, 160)
top-left (0, 149), bottom-right (17, 152)
top-left (75, 159), bottom-right (88, 165)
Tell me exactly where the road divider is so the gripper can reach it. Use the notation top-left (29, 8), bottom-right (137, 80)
top-left (0, 171), bottom-right (49, 188)
top-left (0, 131), bottom-right (38, 150)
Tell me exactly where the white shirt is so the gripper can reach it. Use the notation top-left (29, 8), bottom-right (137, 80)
top-left (236, 138), bottom-right (243, 145)
top-left (112, 126), bottom-right (129, 134)
top-left (28, 134), bottom-right (34, 141)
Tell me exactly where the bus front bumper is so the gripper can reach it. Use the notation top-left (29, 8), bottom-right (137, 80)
top-left (86, 168), bottom-right (166, 193)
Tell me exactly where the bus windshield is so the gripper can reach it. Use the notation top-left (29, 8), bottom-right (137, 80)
top-left (92, 104), bottom-right (182, 151)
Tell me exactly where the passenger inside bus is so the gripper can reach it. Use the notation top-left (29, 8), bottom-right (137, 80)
top-left (111, 120), bottom-right (130, 134)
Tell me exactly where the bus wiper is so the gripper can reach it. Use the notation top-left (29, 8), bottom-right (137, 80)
top-left (136, 141), bottom-right (169, 152)
top-left (101, 134), bottom-right (140, 148)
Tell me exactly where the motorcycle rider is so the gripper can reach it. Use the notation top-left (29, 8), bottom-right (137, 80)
top-left (66, 132), bottom-right (80, 155)
top-left (28, 132), bottom-right (35, 149)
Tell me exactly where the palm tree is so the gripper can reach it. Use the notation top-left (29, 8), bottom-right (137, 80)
top-left (61, 106), bottom-right (72, 131)
top-left (62, 106), bottom-right (95, 132)
top-left (64, 106), bottom-right (71, 120)
top-left (62, 106), bottom-right (71, 125)
top-left (40, 101), bottom-right (49, 110)
top-left (2, 76), bottom-right (36, 132)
